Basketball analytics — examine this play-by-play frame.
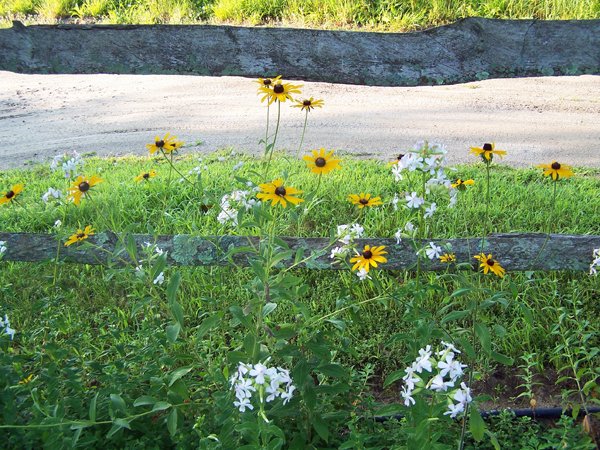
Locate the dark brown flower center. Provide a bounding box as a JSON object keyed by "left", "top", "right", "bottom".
{"left": 359, "top": 198, "right": 369, "bottom": 205}
{"left": 275, "top": 186, "right": 287, "bottom": 197}
{"left": 77, "top": 233, "right": 86, "bottom": 239}
{"left": 483, "top": 143, "right": 492, "bottom": 151}
{"left": 143, "top": 173, "right": 150, "bottom": 179}
{"left": 78, "top": 181, "right": 90, "bottom": 192}
{"left": 551, "top": 162, "right": 561, "bottom": 170}
{"left": 362, "top": 250, "right": 373, "bottom": 259}
{"left": 303, "top": 100, "right": 311, "bottom": 106}
{"left": 263, "top": 79, "right": 272, "bottom": 86}
{"left": 156, "top": 140, "right": 165, "bottom": 148}
{"left": 6, "top": 190, "right": 15, "bottom": 199}
{"left": 273, "top": 84, "right": 284, "bottom": 94}
{"left": 315, "top": 157, "right": 326, "bottom": 167}
{"left": 397, "top": 153, "right": 405, "bottom": 161}
{"left": 486, "top": 259, "right": 495, "bottom": 266}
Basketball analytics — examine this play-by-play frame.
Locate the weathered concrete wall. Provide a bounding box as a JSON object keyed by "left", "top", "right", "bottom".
{"left": 0, "top": 18, "right": 599, "bottom": 86}
{"left": 1, "top": 232, "right": 598, "bottom": 271}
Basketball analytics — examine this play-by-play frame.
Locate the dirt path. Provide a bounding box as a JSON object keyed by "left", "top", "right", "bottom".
{"left": 1, "top": 72, "right": 599, "bottom": 169}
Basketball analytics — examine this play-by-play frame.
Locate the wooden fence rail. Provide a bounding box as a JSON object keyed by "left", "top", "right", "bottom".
{"left": 1, "top": 18, "right": 599, "bottom": 86}
{"left": 1, "top": 232, "right": 598, "bottom": 271}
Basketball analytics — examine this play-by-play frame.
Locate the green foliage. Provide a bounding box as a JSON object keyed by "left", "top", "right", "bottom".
{"left": 1, "top": 0, "right": 598, "bottom": 27}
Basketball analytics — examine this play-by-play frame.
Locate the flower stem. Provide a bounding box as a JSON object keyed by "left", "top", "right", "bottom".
{"left": 263, "top": 101, "right": 281, "bottom": 180}
{"left": 295, "top": 110, "right": 309, "bottom": 159}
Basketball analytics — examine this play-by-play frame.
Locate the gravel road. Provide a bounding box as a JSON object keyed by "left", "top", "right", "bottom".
{"left": 1, "top": 72, "right": 599, "bottom": 169}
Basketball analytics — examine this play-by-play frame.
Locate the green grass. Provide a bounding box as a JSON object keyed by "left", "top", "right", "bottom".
{"left": 1, "top": 0, "right": 598, "bottom": 28}
{"left": 1, "top": 153, "right": 598, "bottom": 447}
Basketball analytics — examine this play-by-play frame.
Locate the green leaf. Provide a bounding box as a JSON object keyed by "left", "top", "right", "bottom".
{"left": 441, "top": 310, "right": 470, "bottom": 324}
{"left": 450, "top": 288, "right": 475, "bottom": 298}
{"left": 169, "top": 366, "right": 193, "bottom": 387}
{"left": 374, "top": 403, "right": 404, "bottom": 417}
{"left": 133, "top": 395, "right": 157, "bottom": 407}
{"left": 166, "top": 272, "right": 181, "bottom": 304}
{"left": 113, "top": 418, "right": 131, "bottom": 430}
{"left": 470, "top": 407, "right": 485, "bottom": 442}
{"left": 485, "top": 430, "right": 501, "bottom": 450}
{"left": 110, "top": 394, "right": 127, "bottom": 414}
{"left": 272, "top": 323, "right": 297, "bottom": 340}
{"left": 89, "top": 392, "right": 98, "bottom": 422}
{"left": 152, "top": 401, "right": 172, "bottom": 412}
{"left": 166, "top": 322, "right": 181, "bottom": 343}
{"left": 262, "top": 302, "right": 278, "bottom": 318}
{"left": 318, "top": 364, "right": 348, "bottom": 379}
{"left": 490, "top": 351, "right": 513, "bottom": 366}
{"left": 475, "top": 323, "right": 491, "bottom": 354}
{"left": 170, "top": 300, "right": 185, "bottom": 327}
{"left": 196, "top": 313, "right": 221, "bottom": 340}
{"left": 325, "top": 319, "right": 346, "bottom": 332}
{"left": 312, "top": 414, "right": 329, "bottom": 442}
{"left": 383, "top": 369, "right": 405, "bottom": 388}
{"left": 229, "top": 305, "right": 253, "bottom": 329}
{"left": 167, "top": 409, "right": 178, "bottom": 436}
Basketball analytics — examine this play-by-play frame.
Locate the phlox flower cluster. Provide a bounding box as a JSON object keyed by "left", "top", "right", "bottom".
{"left": 400, "top": 342, "right": 472, "bottom": 419}
{"left": 392, "top": 141, "right": 458, "bottom": 211}
{"left": 230, "top": 361, "right": 295, "bottom": 420}
{"left": 590, "top": 248, "right": 600, "bottom": 276}
{"left": 50, "top": 151, "right": 83, "bottom": 179}
{"left": 42, "top": 187, "right": 62, "bottom": 204}
{"left": 330, "top": 223, "right": 365, "bottom": 268}
{"left": 217, "top": 190, "right": 257, "bottom": 226}
{"left": 0, "top": 314, "right": 15, "bottom": 340}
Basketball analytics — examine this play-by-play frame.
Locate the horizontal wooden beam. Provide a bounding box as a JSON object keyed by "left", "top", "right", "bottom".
{"left": 1, "top": 19, "right": 599, "bottom": 86}
{"left": 1, "top": 232, "right": 598, "bottom": 271}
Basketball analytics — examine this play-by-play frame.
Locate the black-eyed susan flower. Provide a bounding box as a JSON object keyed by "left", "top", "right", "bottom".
{"left": 255, "top": 75, "right": 282, "bottom": 90}
{"left": 439, "top": 253, "right": 456, "bottom": 263}
{"left": 292, "top": 97, "right": 324, "bottom": 112}
{"left": 536, "top": 161, "right": 574, "bottom": 181}
{"left": 303, "top": 148, "right": 341, "bottom": 175}
{"left": 67, "top": 175, "right": 103, "bottom": 206}
{"left": 259, "top": 82, "right": 302, "bottom": 105}
{"left": 350, "top": 245, "right": 387, "bottom": 272}
{"left": 388, "top": 153, "right": 405, "bottom": 165}
{"left": 146, "top": 133, "right": 182, "bottom": 155}
{"left": 451, "top": 178, "right": 475, "bottom": 190}
{"left": 257, "top": 179, "right": 304, "bottom": 208}
{"left": 349, "top": 193, "right": 382, "bottom": 209}
{"left": 474, "top": 253, "right": 505, "bottom": 278}
{"left": 0, "top": 184, "right": 24, "bottom": 206}
{"left": 134, "top": 170, "right": 157, "bottom": 183}
{"left": 470, "top": 143, "right": 506, "bottom": 162}
{"left": 64, "top": 225, "right": 95, "bottom": 247}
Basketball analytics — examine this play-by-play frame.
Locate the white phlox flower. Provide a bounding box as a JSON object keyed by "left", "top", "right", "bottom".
{"left": 0, "top": 241, "right": 6, "bottom": 255}
{"left": 0, "top": 314, "right": 15, "bottom": 340}
{"left": 356, "top": 268, "right": 371, "bottom": 281}
{"left": 42, "top": 187, "right": 62, "bottom": 203}
{"left": 590, "top": 248, "right": 600, "bottom": 276}
{"left": 424, "top": 202, "right": 437, "bottom": 219}
{"left": 153, "top": 272, "right": 165, "bottom": 285}
{"left": 405, "top": 192, "right": 424, "bottom": 209}
{"left": 429, "top": 374, "right": 455, "bottom": 392}
{"left": 425, "top": 242, "right": 442, "bottom": 260}
{"left": 394, "top": 229, "right": 402, "bottom": 245}
{"left": 230, "top": 361, "right": 295, "bottom": 417}
{"left": 401, "top": 385, "right": 416, "bottom": 406}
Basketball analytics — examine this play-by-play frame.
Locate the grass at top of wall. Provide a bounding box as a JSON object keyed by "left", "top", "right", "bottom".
{"left": 1, "top": 0, "right": 598, "bottom": 29}
{"left": 1, "top": 151, "right": 599, "bottom": 240}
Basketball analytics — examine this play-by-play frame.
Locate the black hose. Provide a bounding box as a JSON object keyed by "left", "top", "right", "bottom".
{"left": 374, "top": 406, "right": 600, "bottom": 423}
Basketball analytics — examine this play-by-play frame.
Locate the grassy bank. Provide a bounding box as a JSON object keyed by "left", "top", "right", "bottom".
{"left": 1, "top": 0, "right": 598, "bottom": 29}
{"left": 1, "top": 151, "right": 598, "bottom": 448}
